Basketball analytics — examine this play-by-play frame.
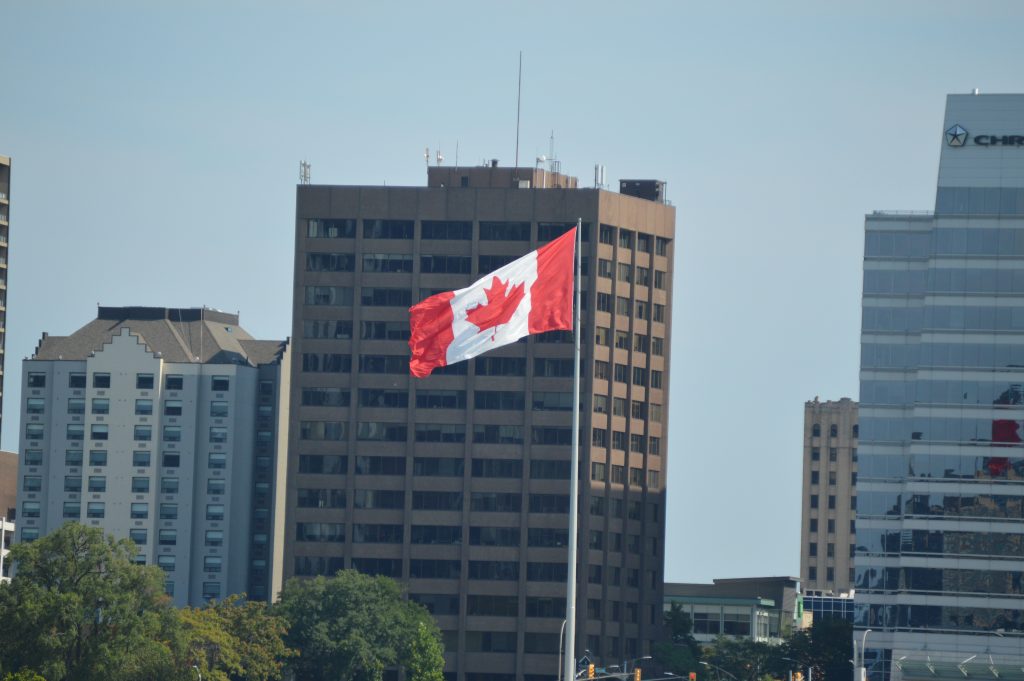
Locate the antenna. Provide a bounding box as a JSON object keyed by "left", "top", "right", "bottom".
{"left": 436, "top": 147, "right": 444, "bottom": 166}
{"left": 514, "top": 51, "right": 522, "bottom": 174}
{"left": 299, "top": 160, "right": 311, "bottom": 184}
{"left": 424, "top": 147, "right": 430, "bottom": 167}
{"left": 455, "top": 141, "right": 459, "bottom": 169}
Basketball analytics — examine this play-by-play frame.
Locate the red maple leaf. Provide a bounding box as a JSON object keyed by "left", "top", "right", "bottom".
{"left": 466, "top": 276, "right": 526, "bottom": 338}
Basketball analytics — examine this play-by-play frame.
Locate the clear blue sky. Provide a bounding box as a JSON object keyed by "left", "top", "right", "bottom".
{"left": 2, "top": 1, "right": 1022, "bottom": 583}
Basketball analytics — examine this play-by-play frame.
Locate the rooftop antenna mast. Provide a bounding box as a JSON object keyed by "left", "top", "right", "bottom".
{"left": 514, "top": 51, "right": 522, "bottom": 176}
{"left": 299, "top": 160, "right": 311, "bottom": 184}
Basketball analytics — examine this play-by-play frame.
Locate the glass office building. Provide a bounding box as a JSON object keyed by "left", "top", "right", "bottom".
{"left": 857, "top": 94, "right": 1024, "bottom": 681}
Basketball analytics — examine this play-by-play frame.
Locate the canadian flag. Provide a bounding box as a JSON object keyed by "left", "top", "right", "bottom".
{"left": 408, "top": 226, "right": 576, "bottom": 378}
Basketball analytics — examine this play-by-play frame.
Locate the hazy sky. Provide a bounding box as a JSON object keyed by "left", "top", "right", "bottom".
{"left": 2, "top": 1, "right": 1023, "bottom": 583}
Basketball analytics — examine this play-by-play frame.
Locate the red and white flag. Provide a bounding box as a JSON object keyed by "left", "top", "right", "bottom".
{"left": 408, "top": 227, "right": 576, "bottom": 378}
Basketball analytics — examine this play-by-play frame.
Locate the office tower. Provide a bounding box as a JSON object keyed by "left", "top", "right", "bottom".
{"left": 17, "top": 307, "right": 290, "bottom": 606}
{"left": 0, "top": 155, "right": 9, "bottom": 439}
{"left": 857, "top": 93, "right": 1024, "bottom": 680}
{"left": 800, "top": 398, "right": 858, "bottom": 595}
{"left": 288, "top": 164, "right": 674, "bottom": 680}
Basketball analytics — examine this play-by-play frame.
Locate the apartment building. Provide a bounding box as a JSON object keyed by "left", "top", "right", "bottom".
{"left": 17, "top": 307, "right": 290, "bottom": 606}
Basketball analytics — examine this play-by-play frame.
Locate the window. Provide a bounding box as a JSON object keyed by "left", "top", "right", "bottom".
{"left": 209, "top": 453, "right": 226, "bottom": 469}
{"left": 654, "top": 270, "right": 667, "bottom": 290}
{"left": 612, "top": 431, "right": 627, "bottom": 450}
{"left": 89, "top": 449, "right": 108, "bottom": 466}
{"left": 471, "top": 458, "right": 522, "bottom": 478}
{"left": 130, "top": 503, "right": 149, "bottom": 519}
{"left": 130, "top": 529, "right": 147, "bottom": 546}
{"left": 420, "top": 254, "right": 471, "bottom": 274}
{"left": 64, "top": 475, "right": 82, "bottom": 492}
{"left": 131, "top": 476, "right": 150, "bottom": 493}
{"left": 27, "top": 372, "right": 47, "bottom": 388}
{"left": 157, "top": 555, "right": 175, "bottom": 572}
{"left": 636, "top": 266, "right": 651, "bottom": 287}
{"left": 23, "top": 475, "right": 41, "bottom": 492}
{"left": 812, "top": 424, "right": 821, "bottom": 437}
{"left": 205, "top": 530, "right": 224, "bottom": 546}
{"left": 25, "top": 423, "right": 44, "bottom": 440}
{"left": 656, "top": 236, "right": 670, "bottom": 256}
{"left": 162, "top": 452, "right": 180, "bottom": 468}
{"left": 616, "top": 296, "right": 632, "bottom": 316}
{"left": 810, "top": 495, "right": 819, "bottom": 509}
{"left": 531, "top": 460, "right": 570, "bottom": 480}
{"left": 653, "top": 303, "right": 665, "bottom": 322}
{"left": 86, "top": 502, "right": 105, "bottom": 519}
{"left": 67, "top": 398, "right": 85, "bottom": 414}
{"left": 355, "top": 455, "right": 406, "bottom": 475}
{"left": 26, "top": 397, "right": 45, "bottom": 414}
{"left": 206, "top": 504, "right": 225, "bottom": 521}
{"left": 132, "top": 399, "right": 153, "bottom": 416}
{"left": 204, "top": 556, "right": 223, "bottom": 573}
{"left": 161, "top": 478, "right": 180, "bottom": 494}
{"left": 597, "top": 292, "right": 612, "bottom": 312}
{"left": 209, "top": 427, "right": 228, "bottom": 443}
{"left": 474, "top": 390, "right": 525, "bottom": 410}
{"left": 92, "top": 398, "right": 109, "bottom": 415}
{"left": 614, "top": 364, "right": 628, "bottom": 383}
{"left": 163, "top": 426, "right": 181, "bottom": 442}
{"left": 68, "top": 372, "right": 86, "bottom": 388}
{"left": 93, "top": 373, "right": 110, "bottom": 389}
{"left": 591, "top": 462, "right": 607, "bottom": 481}
{"left": 134, "top": 425, "right": 152, "bottom": 442}
{"left": 160, "top": 503, "right": 178, "bottom": 520}
{"left": 136, "top": 373, "right": 154, "bottom": 390}
{"left": 165, "top": 374, "right": 183, "bottom": 390}
{"left": 593, "top": 395, "right": 608, "bottom": 414}
{"left": 24, "top": 449, "right": 43, "bottom": 466}
{"left": 307, "top": 217, "right": 356, "bottom": 238}
{"left": 422, "top": 220, "right": 472, "bottom": 240}
{"left": 471, "top": 526, "right": 521, "bottom": 546}
{"left": 207, "top": 478, "right": 225, "bottom": 495}
{"left": 362, "top": 253, "right": 413, "bottom": 273}
{"left": 65, "top": 449, "right": 83, "bottom": 466}
{"left": 470, "top": 492, "right": 521, "bottom": 513}
{"left": 617, "top": 263, "right": 633, "bottom": 282}
{"left": 829, "top": 447, "right": 838, "bottom": 462}
{"left": 830, "top": 424, "right": 838, "bottom": 437}
{"left": 306, "top": 252, "right": 355, "bottom": 272}
{"left": 355, "top": 422, "right": 405, "bottom": 442}
{"left": 363, "top": 218, "right": 413, "bottom": 239}
{"left": 412, "top": 457, "right": 463, "bottom": 476}
{"left": 594, "top": 360, "right": 610, "bottom": 380}
{"left": 479, "top": 221, "right": 530, "bottom": 241}
{"left": 88, "top": 476, "right": 106, "bottom": 493}
{"left": 360, "top": 287, "right": 412, "bottom": 307}
{"left": 211, "top": 376, "right": 230, "bottom": 392}
{"left": 592, "top": 428, "right": 607, "bottom": 447}
{"left": 209, "top": 401, "right": 229, "bottom": 418}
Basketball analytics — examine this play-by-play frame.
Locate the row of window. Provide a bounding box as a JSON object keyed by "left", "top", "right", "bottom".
{"left": 27, "top": 373, "right": 229, "bottom": 392}
{"left": 808, "top": 494, "right": 855, "bottom": 511}
{"left": 810, "top": 446, "right": 857, "bottom": 463}
{"left": 31, "top": 474, "right": 226, "bottom": 495}
{"left": 590, "top": 462, "right": 661, "bottom": 487}
{"left": 595, "top": 293, "right": 666, "bottom": 322}
{"left": 23, "top": 501, "right": 225, "bottom": 521}
{"left": 810, "top": 470, "right": 856, "bottom": 487}
{"left": 24, "top": 448, "right": 233, "bottom": 470}
{"left": 591, "top": 429, "right": 663, "bottom": 455}
{"left": 593, "top": 396, "right": 663, "bottom": 422}
{"left": 811, "top": 423, "right": 858, "bottom": 438}
{"left": 807, "top": 518, "right": 856, "bottom": 534}
{"left": 28, "top": 423, "right": 231, "bottom": 443}
{"left": 807, "top": 541, "right": 856, "bottom": 558}
{"left": 598, "top": 224, "right": 671, "bottom": 256}
{"left": 27, "top": 397, "right": 230, "bottom": 417}
{"left": 596, "top": 260, "right": 668, "bottom": 289}
{"left": 594, "top": 328, "right": 665, "bottom": 356}
{"left": 593, "top": 361, "right": 664, "bottom": 388}
{"left": 300, "top": 421, "right": 576, "bottom": 445}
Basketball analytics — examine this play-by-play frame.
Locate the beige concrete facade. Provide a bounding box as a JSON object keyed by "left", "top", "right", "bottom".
{"left": 0, "top": 449, "right": 16, "bottom": 518}
{"left": 800, "top": 398, "right": 858, "bottom": 594}
{"left": 287, "top": 166, "right": 675, "bottom": 680}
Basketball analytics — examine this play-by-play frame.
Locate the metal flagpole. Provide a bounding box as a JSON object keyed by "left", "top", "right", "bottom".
{"left": 563, "top": 218, "right": 583, "bottom": 681}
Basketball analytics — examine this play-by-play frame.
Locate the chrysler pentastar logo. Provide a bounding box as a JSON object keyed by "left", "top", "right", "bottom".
{"left": 946, "top": 124, "right": 968, "bottom": 147}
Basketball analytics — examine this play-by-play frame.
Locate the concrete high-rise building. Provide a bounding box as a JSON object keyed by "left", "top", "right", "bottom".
{"left": 800, "top": 398, "right": 858, "bottom": 595}
{"left": 16, "top": 307, "right": 290, "bottom": 606}
{"left": 0, "top": 449, "right": 14, "bottom": 583}
{"left": 857, "top": 94, "right": 1024, "bottom": 680}
{"left": 287, "top": 165, "right": 674, "bottom": 680}
{"left": 0, "top": 155, "right": 10, "bottom": 439}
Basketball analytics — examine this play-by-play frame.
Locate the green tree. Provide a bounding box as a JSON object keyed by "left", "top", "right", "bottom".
{"left": 783, "top": 619, "right": 852, "bottom": 681}
{"left": 275, "top": 570, "right": 446, "bottom": 681}
{"left": 0, "top": 522, "right": 179, "bottom": 681}
{"left": 705, "top": 636, "right": 779, "bottom": 681}
{"left": 653, "top": 603, "right": 702, "bottom": 674}
{"left": 177, "top": 595, "right": 293, "bottom": 681}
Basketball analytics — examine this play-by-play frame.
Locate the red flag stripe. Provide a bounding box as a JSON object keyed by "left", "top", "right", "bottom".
{"left": 408, "top": 291, "right": 455, "bottom": 378}
{"left": 528, "top": 227, "right": 576, "bottom": 334}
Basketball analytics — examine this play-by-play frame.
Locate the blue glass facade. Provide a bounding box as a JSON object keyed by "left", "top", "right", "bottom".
{"left": 857, "top": 94, "right": 1024, "bottom": 680}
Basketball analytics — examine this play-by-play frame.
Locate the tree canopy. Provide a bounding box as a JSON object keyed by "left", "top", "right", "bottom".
{"left": 275, "top": 569, "right": 445, "bottom": 681}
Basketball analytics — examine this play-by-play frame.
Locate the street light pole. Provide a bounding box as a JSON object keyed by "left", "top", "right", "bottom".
{"left": 558, "top": 619, "right": 567, "bottom": 681}
{"left": 701, "top": 661, "right": 739, "bottom": 681}
{"left": 855, "top": 629, "right": 872, "bottom": 681}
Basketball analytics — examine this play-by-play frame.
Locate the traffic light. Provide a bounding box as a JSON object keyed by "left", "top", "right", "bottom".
{"left": 588, "top": 664, "right": 595, "bottom": 679}
{"left": 689, "top": 673, "right": 697, "bottom": 681}
{"left": 795, "top": 672, "right": 804, "bottom": 681}
{"left": 634, "top": 667, "right": 642, "bottom": 681}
